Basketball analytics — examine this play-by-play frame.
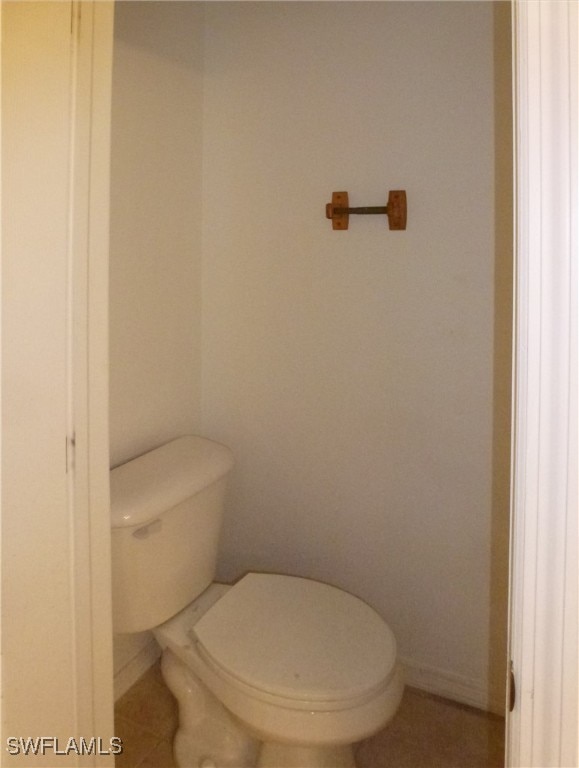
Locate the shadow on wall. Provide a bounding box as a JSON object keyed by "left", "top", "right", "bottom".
{"left": 488, "top": 1, "right": 513, "bottom": 715}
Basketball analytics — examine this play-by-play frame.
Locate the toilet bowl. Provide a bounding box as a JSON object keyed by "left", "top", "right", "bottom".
{"left": 111, "top": 437, "right": 403, "bottom": 768}
{"left": 154, "top": 575, "right": 404, "bottom": 767}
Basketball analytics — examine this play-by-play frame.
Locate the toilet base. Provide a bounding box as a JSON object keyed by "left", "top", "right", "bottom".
{"left": 161, "top": 649, "right": 260, "bottom": 768}
{"left": 161, "top": 649, "right": 360, "bottom": 768}
{"left": 257, "top": 742, "right": 355, "bottom": 768}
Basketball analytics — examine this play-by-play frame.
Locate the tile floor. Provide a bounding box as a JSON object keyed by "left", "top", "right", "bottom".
{"left": 114, "top": 662, "right": 505, "bottom": 768}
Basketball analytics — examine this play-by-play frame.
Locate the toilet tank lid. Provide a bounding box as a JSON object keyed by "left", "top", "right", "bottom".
{"left": 110, "top": 436, "right": 234, "bottom": 529}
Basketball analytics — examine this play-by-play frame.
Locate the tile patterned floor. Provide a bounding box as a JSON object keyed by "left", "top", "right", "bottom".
{"left": 114, "top": 662, "right": 504, "bottom": 768}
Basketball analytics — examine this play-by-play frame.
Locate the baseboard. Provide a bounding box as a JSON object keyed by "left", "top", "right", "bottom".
{"left": 111, "top": 641, "right": 505, "bottom": 713}
{"left": 401, "top": 657, "right": 505, "bottom": 716}
{"left": 113, "top": 637, "right": 161, "bottom": 701}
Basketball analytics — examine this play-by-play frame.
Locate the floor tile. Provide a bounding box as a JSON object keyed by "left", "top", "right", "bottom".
{"left": 356, "top": 688, "right": 504, "bottom": 768}
{"left": 116, "top": 662, "right": 178, "bottom": 741}
{"left": 115, "top": 665, "right": 505, "bottom": 768}
{"left": 114, "top": 715, "right": 162, "bottom": 768}
{"left": 138, "top": 738, "right": 177, "bottom": 768}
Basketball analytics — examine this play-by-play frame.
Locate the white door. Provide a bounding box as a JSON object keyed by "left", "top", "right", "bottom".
{"left": 1, "top": 2, "right": 114, "bottom": 764}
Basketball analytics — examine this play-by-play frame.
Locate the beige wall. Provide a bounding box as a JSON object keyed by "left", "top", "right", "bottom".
{"left": 109, "top": 1, "right": 204, "bottom": 684}
{"left": 201, "top": 2, "right": 509, "bottom": 710}
{"left": 109, "top": 1, "right": 204, "bottom": 468}
{"left": 489, "top": 0, "right": 513, "bottom": 715}
{"left": 109, "top": 1, "right": 511, "bottom": 711}
{"left": 2, "top": 1, "right": 116, "bottom": 753}
{"left": 2, "top": 4, "right": 78, "bottom": 748}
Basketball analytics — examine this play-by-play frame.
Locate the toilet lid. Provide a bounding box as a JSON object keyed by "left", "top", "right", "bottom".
{"left": 193, "top": 573, "right": 397, "bottom": 704}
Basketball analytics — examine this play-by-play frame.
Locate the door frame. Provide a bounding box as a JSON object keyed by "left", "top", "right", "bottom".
{"left": 507, "top": 1, "right": 577, "bottom": 766}
{"left": 69, "top": 1, "right": 116, "bottom": 748}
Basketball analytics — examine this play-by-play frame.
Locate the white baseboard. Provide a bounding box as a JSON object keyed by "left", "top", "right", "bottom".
{"left": 401, "top": 657, "right": 505, "bottom": 716}
{"left": 111, "top": 641, "right": 505, "bottom": 714}
{"left": 113, "top": 636, "right": 161, "bottom": 701}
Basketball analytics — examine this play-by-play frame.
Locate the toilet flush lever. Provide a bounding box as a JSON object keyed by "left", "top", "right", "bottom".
{"left": 132, "top": 519, "right": 162, "bottom": 539}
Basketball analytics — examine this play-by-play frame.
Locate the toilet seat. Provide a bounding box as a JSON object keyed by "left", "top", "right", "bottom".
{"left": 192, "top": 573, "right": 397, "bottom": 708}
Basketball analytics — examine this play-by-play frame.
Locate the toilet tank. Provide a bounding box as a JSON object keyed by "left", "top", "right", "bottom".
{"left": 110, "top": 436, "right": 234, "bottom": 634}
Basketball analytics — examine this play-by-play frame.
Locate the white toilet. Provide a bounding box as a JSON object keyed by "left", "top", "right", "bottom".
{"left": 111, "top": 436, "right": 404, "bottom": 768}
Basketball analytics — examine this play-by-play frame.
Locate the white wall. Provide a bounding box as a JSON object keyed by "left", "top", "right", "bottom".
{"left": 109, "top": 1, "right": 204, "bottom": 687}
{"left": 201, "top": 2, "right": 509, "bottom": 711}
{"left": 109, "top": 1, "right": 204, "bottom": 469}
{"left": 108, "top": 0, "right": 510, "bottom": 711}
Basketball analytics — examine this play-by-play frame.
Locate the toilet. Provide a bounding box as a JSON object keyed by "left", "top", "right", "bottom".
{"left": 111, "top": 436, "right": 404, "bottom": 768}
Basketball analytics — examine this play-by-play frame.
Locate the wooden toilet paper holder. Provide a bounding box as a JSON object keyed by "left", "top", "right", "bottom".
{"left": 325, "top": 190, "right": 407, "bottom": 231}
